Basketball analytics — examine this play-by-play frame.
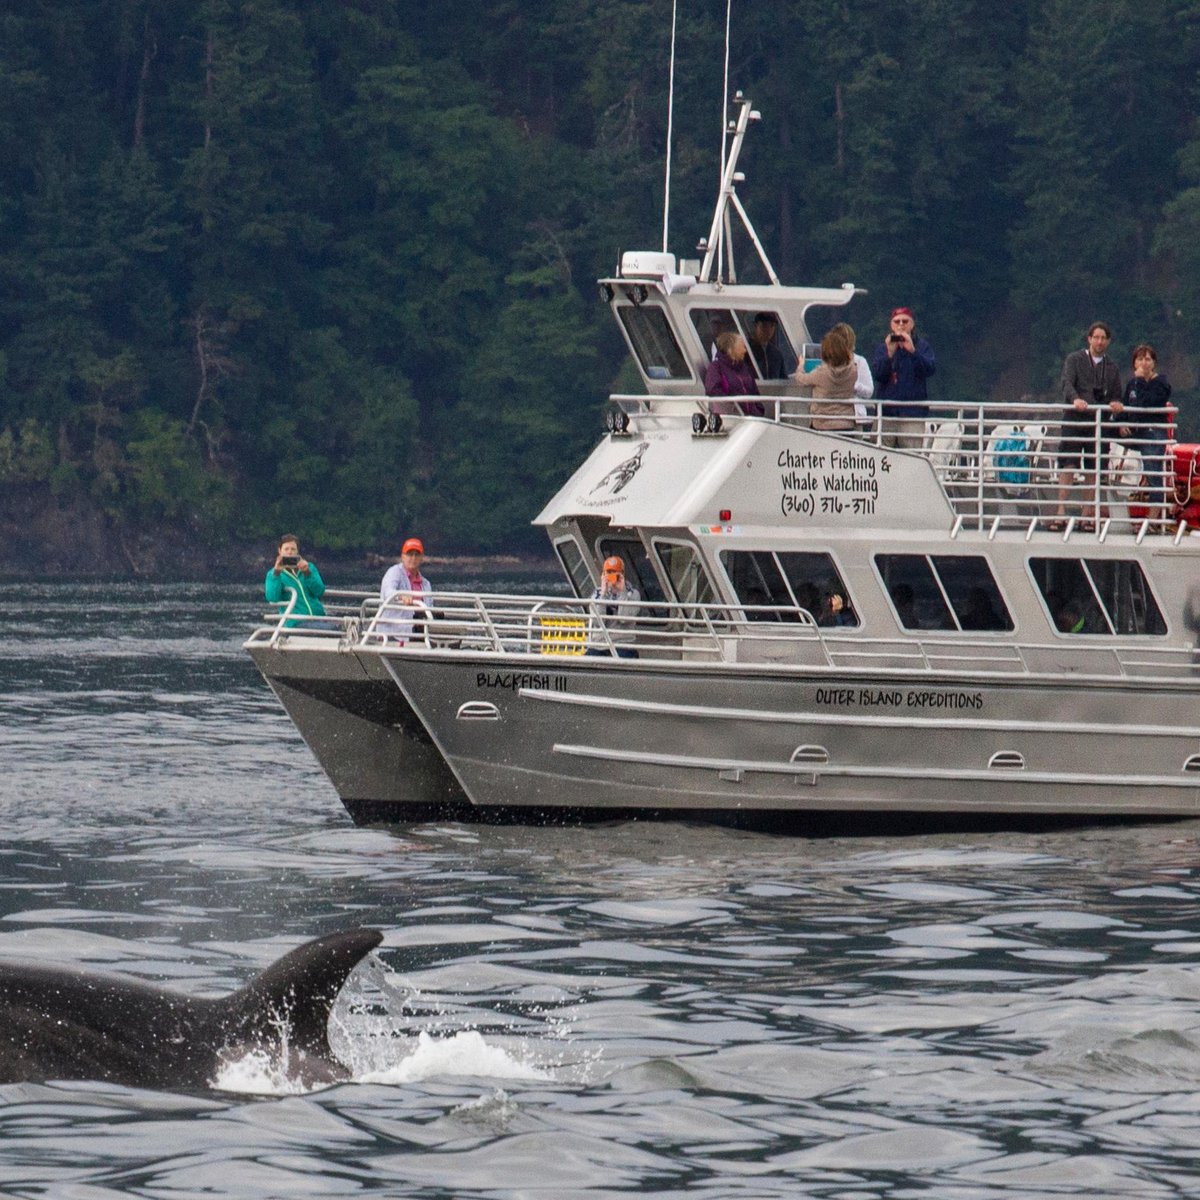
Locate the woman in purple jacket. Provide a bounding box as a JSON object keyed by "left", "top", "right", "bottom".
{"left": 704, "top": 332, "right": 765, "bottom": 416}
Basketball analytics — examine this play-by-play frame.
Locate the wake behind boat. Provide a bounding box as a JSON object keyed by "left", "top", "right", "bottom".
{"left": 246, "top": 95, "right": 1200, "bottom": 826}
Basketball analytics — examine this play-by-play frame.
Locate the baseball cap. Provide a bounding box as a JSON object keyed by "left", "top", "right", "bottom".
{"left": 402, "top": 537, "right": 424, "bottom": 554}
{"left": 602, "top": 555, "right": 624, "bottom": 575}
{"left": 890, "top": 306, "right": 914, "bottom": 320}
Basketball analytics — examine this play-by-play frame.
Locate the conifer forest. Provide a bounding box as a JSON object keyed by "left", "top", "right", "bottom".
{"left": 2, "top": 1, "right": 1200, "bottom": 562}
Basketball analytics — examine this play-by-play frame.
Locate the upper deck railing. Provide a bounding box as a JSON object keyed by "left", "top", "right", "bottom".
{"left": 611, "top": 393, "right": 1183, "bottom": 535}
{"left": 247, "top": 588, "right": 1200, "bottom": 682}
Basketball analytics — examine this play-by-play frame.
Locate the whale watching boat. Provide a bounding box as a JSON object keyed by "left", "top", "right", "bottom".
{"left": 246, "top": 94, "right": 1199, "bottom": 826}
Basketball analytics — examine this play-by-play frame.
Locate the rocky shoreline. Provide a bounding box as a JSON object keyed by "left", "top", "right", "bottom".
{"left": 0, "top": 489, "right": 557, "bottom": 581}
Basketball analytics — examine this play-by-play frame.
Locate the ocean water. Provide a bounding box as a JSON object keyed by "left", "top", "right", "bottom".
{"left": 2, "top": 582, "right": 1200, "bottom": 1197}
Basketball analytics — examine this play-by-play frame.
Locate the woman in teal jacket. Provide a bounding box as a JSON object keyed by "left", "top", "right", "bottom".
{"left": 264, "top": 534, "right": 327, "bottom": 628}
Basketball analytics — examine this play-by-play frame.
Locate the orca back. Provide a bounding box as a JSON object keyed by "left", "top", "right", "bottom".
{"left": 0, "top": 927, "right": 383, "bottom": 1090}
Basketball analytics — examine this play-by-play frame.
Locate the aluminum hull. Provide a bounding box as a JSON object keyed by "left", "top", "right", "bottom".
{"left": 246, "top": 642, "right": 468, "bottom": 815}
{"left": 381, "top": 652, "right": 1200, "bottom": 818}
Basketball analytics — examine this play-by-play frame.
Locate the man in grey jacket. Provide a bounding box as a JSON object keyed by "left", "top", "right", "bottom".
{"left": 1053, "top": 321, "right": 1123, "bottom": 527}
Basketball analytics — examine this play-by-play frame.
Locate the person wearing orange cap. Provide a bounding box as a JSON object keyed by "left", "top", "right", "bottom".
{"left": 378, "top": 537, "right": 434, "bottom": 644}
{"left": 869, "top": 306, "right": 936, "bottom": 449}
{"left": 587, "top": 555, "right": 640, "bottom": 658}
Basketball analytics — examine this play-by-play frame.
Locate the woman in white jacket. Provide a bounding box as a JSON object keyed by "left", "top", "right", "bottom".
{"left": 378, "top": 537, "right": 434, "bottom": 644}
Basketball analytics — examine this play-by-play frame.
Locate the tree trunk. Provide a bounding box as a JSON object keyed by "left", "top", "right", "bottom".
{"left": 132, "top": 11, "right": 156, "bottom": 150}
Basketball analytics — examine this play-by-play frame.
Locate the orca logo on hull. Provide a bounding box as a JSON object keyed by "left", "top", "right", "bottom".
{"left": 590, "top": 443, "right": 647, "bottom": 496}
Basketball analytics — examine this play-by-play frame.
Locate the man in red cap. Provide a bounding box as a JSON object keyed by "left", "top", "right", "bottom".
{"left": 587, "top": 555, "right": 641, "bottom": 658}
{"left": 378, "top": 537, "right": 434, "bottom": 643}
{"left": 869, "top": 306, "right": 936, "bottom": 449}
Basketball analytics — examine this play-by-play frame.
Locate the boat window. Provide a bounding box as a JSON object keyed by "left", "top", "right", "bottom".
{"left": 656, "top": 541, "right": 719, "bottom": 608}
{"left": 875, "top": 554, "right": 954, "bottom": 630}
{"left": 742, "top": 310, "right": 798, "bottom": 378}
{"left": 688, "top": 308, "right": 799, "bottom": 381}
{"left": 616, "top": 305, "right": 691, "bottom": 381}
{"left": 554, "top": 537, "right": 593, "bottom": 598}
{"left": 719, "top": 549, "right": 795, "bottom": 621}
{"left": 717, "top": 549, "right": 857, "bottom": 627}
{"left": 876, "top": 554, "right": 1013, "bottom": 632}
{"left": 690, "top": 307, "right": 739, "bottom": 362}
{"left": 777, "top": 551, "right": 858, "bottom": 626}
{"left": 597, "top": 537, "right": 666, "bottom": 603}
{"left": 1029, "top": 558, "right": 1166, "bottom": 636}
{"left": 1085, "top": 559, "right": 1168, "bottom": 635}
{"left": 929, "top": 556, "right": 1014, "bottom": 632}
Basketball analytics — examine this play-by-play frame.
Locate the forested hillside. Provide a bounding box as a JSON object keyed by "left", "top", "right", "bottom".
{"left": 2, "top": 0, "right": 1199, "bottom": 563}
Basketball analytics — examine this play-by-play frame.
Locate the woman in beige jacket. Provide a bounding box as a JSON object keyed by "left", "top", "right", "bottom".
{"left": 794, "top": 326, "right": 858, "bottom": 431}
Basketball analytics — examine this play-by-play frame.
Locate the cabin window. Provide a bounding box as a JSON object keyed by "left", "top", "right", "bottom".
{"left": 876, "top": 555, "right": 952, "bottom": 630}
{"left": 1029, "top": 558, "right": 1166, "bottom": 636}
{"left": 720, "top": 549, "right": 858, "bottom": 627}
{"left": 741, "top": 310, "right": 797, "bottom": 378}
{"left": 930, "top": 556, "right": 1014, "bottom": 631}
{"left": 689, "top": 308, "right": 798, "bottom": 379}
{"left": 690, "top": 308, "right": 739, "bottom": 362}
{"left": 616, "top": 305, "right": 691, "bottom": 381}
{"left": 597, "top": 537, "right": 666, "bottom": 603}
{"left": 655, "top": 541, "right": 719, "bottom": 608}
{"left": 554, "top": 537, "right": 593, "bottom": 598}
{"left": 875, "top": 554, "right": 1013, "bottom": 632}
{"left": 719, "top": 549, "right": 795, "bottom": 621}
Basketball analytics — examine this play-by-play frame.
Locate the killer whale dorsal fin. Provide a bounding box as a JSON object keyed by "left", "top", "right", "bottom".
{"left": 224, "top": 927, "right": 383, "bottom": 1059}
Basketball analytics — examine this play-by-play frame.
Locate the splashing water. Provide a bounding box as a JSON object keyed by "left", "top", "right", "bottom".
{"left": 360, "top": 1030, "right": 549, "bottom": 1085}
{"left": 212, "top": 955, "right": 555, "bottom": 1095}
{"left": 213, "top": 1047, "right": 313, "bottom": 1096}
{"left": 213, "top": 1030, "right": 547, "bottom": 1095}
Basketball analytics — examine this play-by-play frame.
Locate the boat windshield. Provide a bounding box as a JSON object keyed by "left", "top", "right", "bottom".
{"left": 554, "top": 537, "right": 593, "bottom": 597}
{"left": 616, "top": 305, "right": 692, "bottom": 381}
{"left": 688, "top": 307, "right": 798, "bottom": 378}
{"left": 597, "top": 537, "right": 665, "bottom": 602}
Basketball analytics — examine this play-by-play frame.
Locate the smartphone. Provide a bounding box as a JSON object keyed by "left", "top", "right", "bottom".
{"left": 279, "top": 555, "right": 299, "bottom": 567}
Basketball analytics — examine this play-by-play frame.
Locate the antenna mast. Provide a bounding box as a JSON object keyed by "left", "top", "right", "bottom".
{"left": 716, "top": 0, "right": 732, "bottom": 275}
{"left": 661, "top": 0, "right": 678, "bottom": 253}
{"left": 698, "top": 94, "right": 781, "bottom": 287}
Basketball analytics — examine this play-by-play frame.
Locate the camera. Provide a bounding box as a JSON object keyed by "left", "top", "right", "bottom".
{"left": 889, "top": 334, "right": 904, "bottom": 344}
{"left": 280, "top": 555, "right": 299, "bottom": 567}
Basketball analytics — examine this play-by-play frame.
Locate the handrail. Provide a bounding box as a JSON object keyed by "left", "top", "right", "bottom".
{"left": 248, "top": 588, "right": 1200, "bottom": 682}
{"left": 608, "top": 394, "right": 1180, "bottom": 535}
{"left": 267, "top": 590, "right": 299, "bottom": 646}
{"left": 248, "top": 587, "right": 376, "bottom": 647}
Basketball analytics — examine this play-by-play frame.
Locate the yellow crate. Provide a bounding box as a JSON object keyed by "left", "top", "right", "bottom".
{"left": 538, "top": 616, "right": 587, "bottom": 656}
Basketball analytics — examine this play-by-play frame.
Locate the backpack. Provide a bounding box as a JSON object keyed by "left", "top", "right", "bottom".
{"left": 995, "top": 435, "right": 1029, "bottom": 486}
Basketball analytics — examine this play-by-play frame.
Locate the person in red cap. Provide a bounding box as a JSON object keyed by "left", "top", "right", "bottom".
{"left": 378, "top": 537, "right": 433, "bottom": 643}
{"left": 587, "top": 555, "right": 641, "bottom": 658}
{"left": 869, "top": 306, "right": 936, "bottom": 449}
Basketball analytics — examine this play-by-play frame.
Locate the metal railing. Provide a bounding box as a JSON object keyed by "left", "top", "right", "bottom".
{"left": 611, "top": 393, "right": 1181, "bottom": 534}
{"left": 247, "top": 589, "right": 1200, "bottom": 681}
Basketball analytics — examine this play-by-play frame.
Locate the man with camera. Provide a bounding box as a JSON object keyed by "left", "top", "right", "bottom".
{"left": 264, "top": 534, "right": 328, "bottom": 628}
{"left": 1052, "top": 321, "right": 1123, "bottom": 528}
{"left": 586, "top": 555, "right": 641, "bottom": 658}
{"left": 870, "top": 307, "right": 936, "bottom": 449}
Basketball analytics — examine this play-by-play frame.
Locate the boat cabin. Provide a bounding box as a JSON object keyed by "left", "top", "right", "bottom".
{"left": 599, "top": 251, "right": 859, "bottom": 397}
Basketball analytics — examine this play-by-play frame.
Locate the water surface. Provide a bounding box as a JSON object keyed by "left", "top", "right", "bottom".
{"left": 1, "top": 583, "right": 1200, "bottom": 1196}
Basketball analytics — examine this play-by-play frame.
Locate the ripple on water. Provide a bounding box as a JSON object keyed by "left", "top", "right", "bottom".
{"left": 2, "top": 587, "right": 1200, "bottom": 1196}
